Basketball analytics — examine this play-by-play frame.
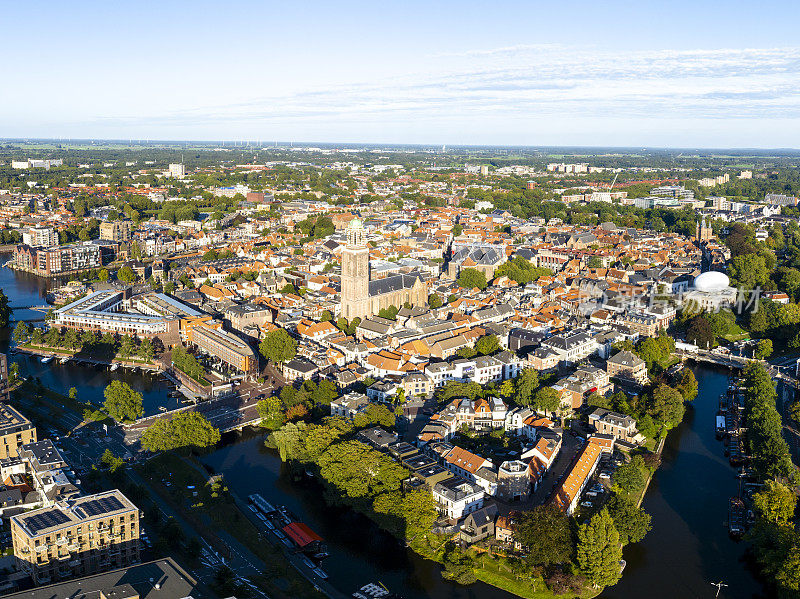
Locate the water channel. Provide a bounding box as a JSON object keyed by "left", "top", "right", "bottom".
{"left": 0, "top": 267, "right": 767, "bottom": 598}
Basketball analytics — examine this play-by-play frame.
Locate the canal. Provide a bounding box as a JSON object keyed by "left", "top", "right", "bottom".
{"left": 0, "top": 267, "right": 176, "bottom": 416}
{"left": 0, "top": 267, "right": 768, "bottom": 598}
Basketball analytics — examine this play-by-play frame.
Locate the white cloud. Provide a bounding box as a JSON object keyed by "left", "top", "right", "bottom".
{"left": 71, "top": 44, "right": 800, "bottom": 144}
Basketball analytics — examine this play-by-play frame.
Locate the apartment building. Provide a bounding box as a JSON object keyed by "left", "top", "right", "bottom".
{"left": 11, "top": 490, "right": 141, "bottom": 586}
{"left": 589, "top": 408, "right": 640, "bottom": 444}
{"left": 22, "top": 227, "right": 58, "bottom": 248}
{"left": 53, "top": 291, "right": 177, "bottom": 339}
{"left": 330, "top": 392, "right": 370, "bottom": 419}
{"left": 539, "top": 330, "right": 598, "bottom": 365}
{"left": 99, "top": 220, "right": 132, "bottom": 242}
{"left": 186, "top": 322, "right": 257, "bottom": 373}
{"left": 552, "top": 436, "right": 614, "bottom": 515}
{"left": 168, "top": 163, "right": 186, "bottom": 178}
{"left": 13, "top": 242, "right": 102, "bottom": 277}
{"left": 552, "top": 365, "right": 612, "bottom": 410}
{"left": 0, "top": 404, "right": 37, "bottom": 459}
{"left": 432, "top": 478, "right": 485, "bottom": 519}
{"left": 606, "top": 350, "right": 648, "bottom": 384}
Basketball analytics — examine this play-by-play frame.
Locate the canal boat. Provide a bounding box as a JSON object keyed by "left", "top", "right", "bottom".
{"left": 40, "top": 356, "right": 54, "bottom": 364}
{"left": 110, "top": 364, "right": 120, "bottom": 371}
{"left": 248, "top": 493, "right": 278, "bottom": 516}
{"left": 729, "top": 497, "right": 746, "bottom": 538}
{"left": 715, "top": 414, "right": 726, "bottom": 439}
{"left": 728, "top": 434, "right": 745, "bottom": 466}
{"left": 718, "top": 393, "right": 728, "bottom": 413}
{"left": 353, "top": 582, "right": 399, "bottom": 599}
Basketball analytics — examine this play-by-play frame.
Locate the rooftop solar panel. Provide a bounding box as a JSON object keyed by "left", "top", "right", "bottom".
{"left": 25, "top": 510, "right": 70, "bottom": 534}
{"left": 78, "top": 496, "right": 125, "bottom": 517}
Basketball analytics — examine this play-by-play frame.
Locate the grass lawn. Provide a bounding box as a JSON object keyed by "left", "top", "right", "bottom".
{"left": 720, "top": 332, "right": 750, "bottom": 343}
{"left": 473, "top": 555, "right": 600, "bottom": 599}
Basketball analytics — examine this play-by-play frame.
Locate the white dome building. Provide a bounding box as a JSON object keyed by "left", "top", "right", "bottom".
{"left": 684, "top": 271, "right": 737, "bottom": 311}
{"left": 693, "top": 271, "right": 730, "bottom": 292}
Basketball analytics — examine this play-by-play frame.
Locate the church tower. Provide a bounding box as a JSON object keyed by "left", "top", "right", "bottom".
{"left": 340, "top": 218, "right": 370, "bottom": 321}
{"left": 696, "top": 216, "right": 713, "bottom": 244}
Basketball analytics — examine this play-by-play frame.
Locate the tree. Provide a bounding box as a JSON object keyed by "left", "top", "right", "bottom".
{"left": 514, "top": 369, "right": 539, "bottom": 406}
{"left": 138, "top": 338, "right": 155, "bottom": 362}
{"left": 476, "top": 334, "right": 499, "bottom": 355}
{"left": 514, "top": 506, "right": 573, "bottom": 566}
{"left": 455, "top": 346, "right": 477, "bottom": 359}
{"left": 268, "top": 421, "right": 309, "bottom": 462}
{"left": 606, "top": 494, "right": 651, "bottom": 545}
{"left": 428, "top": 293, "right": 443, "bottom": 309}
{"left": 587, "top": 256, "right": 603, "bottom": 268}
{"left": 499, "top": 379, "right": 515, "bottom": 399}
{"left": 100, "top": 449, "right": 125, "bottom": 473}
{"left": 534, "top": 387, "right": 561, "bottom": 414}
{"left": 163, "top": 281, "right": 175, "bottom": 294}
{"left": 753, "top": 480, "right": 797, "bottom": 526}
{"left": 257, "top": 397, "right": 285, "bottom": 430}
{"left": 103, "top": 381, "right": 144, "bottom": 423}
{"left": 171, "top": 346, "right": 205, "bottom": 381}
{"left": 0, "top": 290, "right": 12, "bottom": 328}
{"left": 577, "top": 508, "right": 623, "bottom": 588}
{"left": 649, "top": 384, "right": 685, "bottom": 428}
{"left": 68, "top": 387, "right": 78, "bottom": 401}
{"left": 676, "top": 369, "right": 698, "bottom": 401}
{"left": 98, "top": 268, "right": 109, "bottom": 282}
{"left": 452, "top": 224, "right": 463, "bottom": 237}
{"left": 754, "top": 339, "right": 773, "bottom": 360}
{"left": 117, "top": 265, "right": 135, "bottom": 284}
{"left": 30, "top": 328, "right": 44, "bottom": 346}
{"left": 457, "top": 268, "right": 487, "bottom": 290}
{"left": 728, "top": 253, "right": 770, "bottom": 290}
{"left": 613, "top": 455, "right": 648, "bottom": 498}
{"left": 140, "top": 412, "right": 221, "bottom": 452}
{"left": 13, "top": 321, "right": 31, "bottom": 344}
{"left": 259, "top": 329, "right": 297, "bottom": 364}
{"left": 352, "top": 404, "right": 396, "bottom": 429}
{"left": 311, "top": 379, "right": 338, "bottom": 406}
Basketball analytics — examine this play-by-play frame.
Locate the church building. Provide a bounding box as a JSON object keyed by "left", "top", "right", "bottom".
{"left": 340, "top": 219, "right": 428, "bottom": 321}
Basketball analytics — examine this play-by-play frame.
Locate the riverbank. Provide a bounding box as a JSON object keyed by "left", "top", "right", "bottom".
{"left": 15, "top": 344, "right": 161, "bottom": 371}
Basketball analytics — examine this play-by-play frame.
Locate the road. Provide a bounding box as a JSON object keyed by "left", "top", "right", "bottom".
{"left": 126, "top": 467, "right": 272, "bottom": 598}
{"left": 177, "top": 459, "right": 346, "bottom": 599}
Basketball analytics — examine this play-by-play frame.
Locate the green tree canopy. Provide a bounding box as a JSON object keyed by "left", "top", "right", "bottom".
{"left": 534, "top": 387, "right": 561, "bottom": 414}
{"left": 476, "top": 334, "right": 500, "bottom": 355}
{"left": 514, "top": 505, "right": 573, "bottom": 567}
{"left": 577, "top": 508, "right": 624, "bottom": 589}
{"left": 753, "top": 480, "right": 797, "bottom": 527}
{"left": 103, "top": 381, "right": 144, "bottom": 423}
{"left": 606, "top": 494, "right": 651, "bottom": 545}
{"left": 259, "top": 328, "right": 297, "bottom": 364}
{"left": 117, "top": 265, "right": 135, "bottom": 284}
{"left": 457, "top": 268, "right": 487, "bottom": 290}
{"left": 140, "top": 412, "right": 221, "bottom": 452}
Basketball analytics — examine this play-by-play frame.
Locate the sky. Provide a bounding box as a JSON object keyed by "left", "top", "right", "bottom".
{"left": 3, "top": 0, "right": 800, "bottom": 148}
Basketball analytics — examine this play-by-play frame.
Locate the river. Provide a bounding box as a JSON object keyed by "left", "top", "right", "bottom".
{"left": 201, "top": 367, "right": 766, "bottom": 599}
{"left": 0, "top": 268, "right": 767, "bottom": 598}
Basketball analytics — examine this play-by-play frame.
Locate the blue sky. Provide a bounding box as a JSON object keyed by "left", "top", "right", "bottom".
{"left": 4, "top": 0, "right": 800, "bottom": 147}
